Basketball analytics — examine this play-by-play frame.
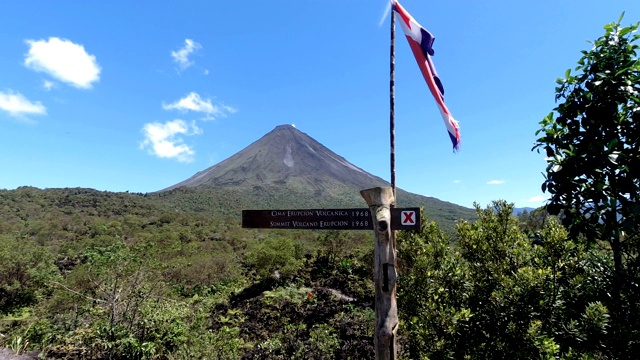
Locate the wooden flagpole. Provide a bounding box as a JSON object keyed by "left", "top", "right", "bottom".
{"left": 390, "top": 7, "right": 396, "bottom": 198}
{"left": 360, "top": 6, "right": 398, "bottom": 360}
{"left": 359, "top": 7, "right": 399, "bottom": 360}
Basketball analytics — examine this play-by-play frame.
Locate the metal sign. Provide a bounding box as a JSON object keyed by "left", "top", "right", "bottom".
{"left": 242, "top": 207, "right": 420, "bottom": 230}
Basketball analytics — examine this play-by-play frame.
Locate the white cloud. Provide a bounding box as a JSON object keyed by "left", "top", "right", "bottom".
{"left": 24, "top": 37, "right": 101, "bottom": 89}
{"left": 487, "top": 180, "right": 505, "bottom": 185}
{"left": 140, "top": 119, "right": 201, "bottom": 162}
{"left": 453, "top": 180, "right": 461, "bottom": 184}
{"left": 171, "top": 39, "right": 201, "bottom": 70}
{"left": 0, "top": 90, "right": 47, "bottom": 119}
{"left": 162, "top": 92, "right": 236, "bottom": 120}
{"left": 528, "top": 195, "right": 547, "bottom": 203}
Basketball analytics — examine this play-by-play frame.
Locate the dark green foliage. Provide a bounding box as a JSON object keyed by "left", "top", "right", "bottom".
{"left": 517, "top": 206, "right": 549, "bottom": 234}
{"left": 534, "top": 16, "right": 640, "bottom": 357}
{"left": 534, "top": 16, "right": 640, "bottom": 243}
{"left": 245, "top": 237, "right": 304, "bottom": 280}
{"left": 1, "top": 184, "right": 637, "bottom": 359}
{"left": 397, "top": 211, "right": 470, "bottom": 359}
{"left": 0, "top": 186, "right": 377, "bottom": 359}
{"left": 398, "top": 203, "right": 615, "bottom": 359}
{"left": 0, "top": 235, "right": 59, "bottom": 314}
{"left": 163, "top": 241, "right": 242, "bottom": 297}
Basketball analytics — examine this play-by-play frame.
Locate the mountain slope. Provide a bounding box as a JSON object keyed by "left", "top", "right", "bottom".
{"left": 165, "top": 124, "right": 389, "bottom": 193}
{"left": 159, "top": 125, "right": 475, "bottom": 229}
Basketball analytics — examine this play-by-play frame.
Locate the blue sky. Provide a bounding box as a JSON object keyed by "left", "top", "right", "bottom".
{"left": 1, "top": 0, "right": 639, "bottom": 209}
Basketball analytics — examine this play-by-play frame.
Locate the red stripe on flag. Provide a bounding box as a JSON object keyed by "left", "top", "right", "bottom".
{"left": 392, "top": 1, "right": 412, "bottom": 30}
{"left": 406, "top": 37, "right": 450, "bottom": 115}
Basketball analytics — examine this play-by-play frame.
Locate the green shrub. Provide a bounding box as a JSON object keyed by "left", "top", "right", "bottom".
{"left": 246, "top": 237, "right": 303, "bottom": 279}
{"left": 0, "top": 235, "right": 59, "bottom": 314}
{"left": 171, "top": 326, "right": 246, "bottom": 360}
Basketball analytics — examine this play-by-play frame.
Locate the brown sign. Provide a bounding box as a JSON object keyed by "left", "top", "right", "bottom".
{"left": 242, "top": 207, "right": 420, "bottom": 231}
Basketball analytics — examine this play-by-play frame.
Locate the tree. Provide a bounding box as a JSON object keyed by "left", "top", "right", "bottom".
{"left": 397, "top": 203, "right": 607, "bottom": 359}
{"left": 533, "top": 15, "right": 640, "bottom": 356}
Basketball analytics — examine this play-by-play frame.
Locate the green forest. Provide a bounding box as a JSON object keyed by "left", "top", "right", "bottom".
{"left": 2, "top": 17, "right": 640, "bottom": 360}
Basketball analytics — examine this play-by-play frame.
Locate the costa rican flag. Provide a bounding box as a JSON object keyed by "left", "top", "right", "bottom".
{"left": 392, "top": 0, "right": 461, "bottom": 151}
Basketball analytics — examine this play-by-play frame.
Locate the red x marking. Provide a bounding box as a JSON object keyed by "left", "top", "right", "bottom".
{"left": 402, "top": 211, "right": 415, "bottom": 224}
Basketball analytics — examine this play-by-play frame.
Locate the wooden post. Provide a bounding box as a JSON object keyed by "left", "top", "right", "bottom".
{"left": 361, "top": 186, "right": 398, "bottom": 360}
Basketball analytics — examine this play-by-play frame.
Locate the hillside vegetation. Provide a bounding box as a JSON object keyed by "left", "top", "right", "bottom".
{"left": 1, "top": 187, "right": 638, "bottom": 359}
{"left": 0, "top": 186, "right": 376, "bottom": 358}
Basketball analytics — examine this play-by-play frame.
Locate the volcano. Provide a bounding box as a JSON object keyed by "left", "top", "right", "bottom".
{"left": 165, "top": 124, "right": 387, "bottom": 192}
{"left": 161, "top": 125, "right": 474, "bottom": 227}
